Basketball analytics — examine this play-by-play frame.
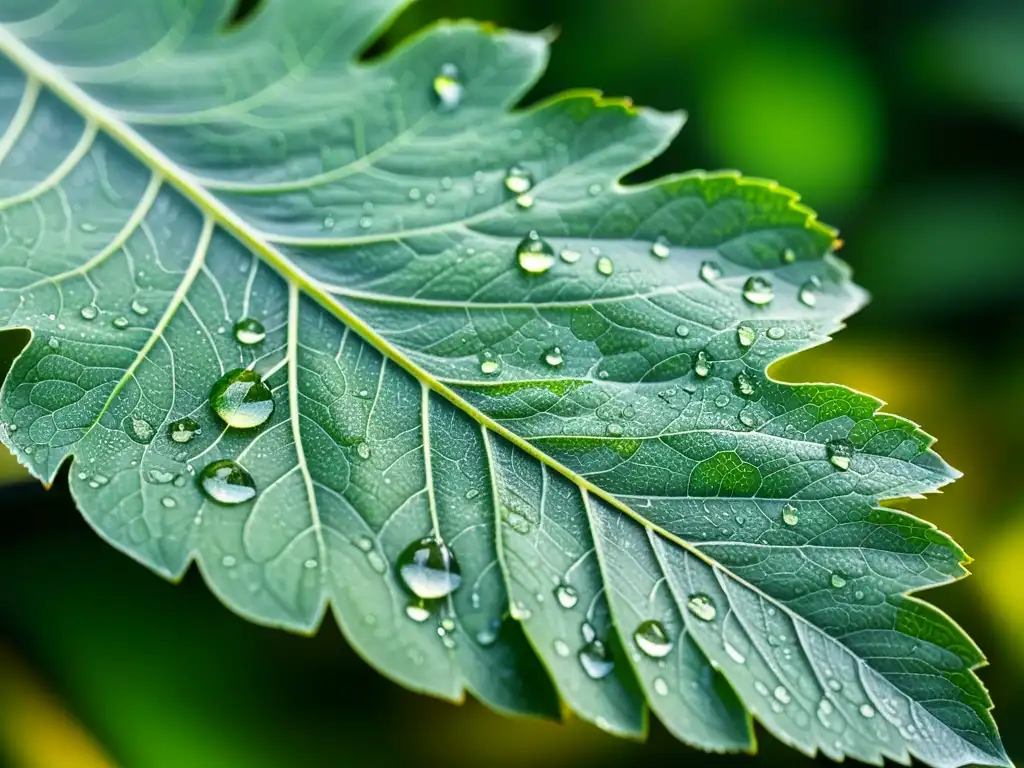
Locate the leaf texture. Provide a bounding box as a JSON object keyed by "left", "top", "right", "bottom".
{"left": 0, "top": 1, "right": 1009, "bottom": 764}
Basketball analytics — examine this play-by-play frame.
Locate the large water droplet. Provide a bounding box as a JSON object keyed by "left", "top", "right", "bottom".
{"left": 686, "top": 593, "right": 717, "bottom": 622}
{"left": 234, "top": 318, "right": 266, "bottom": 345}
{"left": 699, "top": 261, "right": 722, "bottom": 283}
{"left": 543, "top": 347, "right": 563, "bottom": 367}
{"left": 781, "top": 504, "right": 799, "bottom": 526}
{"left": 199, "top": 459, "right": 257, "bottom": 505}
{"left": 737, "top": 325, "right": 756, "bottom": 348}
{"left": 125, "top": 416, "right": 154, "bottom": 444}
{"left": 168, "top": 417, "right": 201, "bottom": 444}
{"left": 210, "top": 369, "right": 275, "bottom": 429}
{"left": 633, "top": 620, "right": 673, "bottom": 658}
{"left": 432, "top": 63, "right": 463, "bottom": 110}
{"left": 596, "top": 256, "right": 614, "bottom": 276}
{"left": 554, "top": 584, "right": 579, "bottom": 609}
{"left": 516, "top": 231, "right": 555, "bottom": 275}
{"left": 504, "top": 164, "right": 534, "bottom": 195}
{"left": 694, "top": 350, "right": 712, "bottom": 378}
{"left": 827, "top": 439, "right": 854, "bottom": 471}
{"left": 578, "top": 639, "right": 615, "bottom": 679}
{"left": 743, "top": 276, "right": 774, "bottom": 306}
{"left": 396, "top": 537, "right": 461, "bottom": 600}
{"left": 650, "top": 236, "right": 671, "bottom": 259}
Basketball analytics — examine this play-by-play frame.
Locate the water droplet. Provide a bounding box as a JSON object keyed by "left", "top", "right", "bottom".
{"left": 465, "top": 488, "right": 480, "bottom": 500}
{"left": 367, "top": 551, "right": 386, "bottom": 574}
{"left": 633, "top": 620, "right": 673, "bottom": 659}
{"left": 578, "top": 640, "right": 615, "bottom": 679}
{"left": 559, "top": 248, "right": 581, "bottom": 264}
{"left": 830, "top": 572, "right": 847, "bottom": 589}
{"left": 725, "top": 641, "right": 746, "bottom": 665}
{"left": 743, "top": 276, "right": 774, "bottom": 306}
{"left": 554, "top": 639, "right": 570, "bottom": 658}
{"left": 675, "top": 324, "right": 690, "bottom": 338}
{"left": 737, "top": 326, "right": 756, "bottom": 348}
{"left": 694, "top": 350, "right": 712, "bottom": 379}
{"left": 799, "top": 281, "right": 819, "bottom": 307}
{"left": 516, "top": 231, "right": 555, "bottom": 275}
{"left": 544, "top": 347, "right": 563, "bottom": 367}
{"left": 827, "top": 440, "right": 854, "bottom": 471}
{"left": 767, "top": 326, "right": 786, "bottom": 340}
{"left": 686, "top": 593, "right": 717, "bottom": 622}
{"left": 112, "top": 316, "right": 129, "bottom": 329}
{"left": 79, "top": 222, "right": 97, "bottom": 233}
{"left": 699, "top": 261, "right": 722, "bottom": 283}
{"left": 130, "top": 299, "right": 149, "bottom": 316}
{"left": 356, "top": 441, "right": 372, "bottom": 460}
{"left": 774, "top": 685, "right": 792, "bottom": 704}
{"left": 80, "top": 305, "right": 98, "bottom": 321}
{"left": 408, "top": 188, "right": 421, "bottom": 201}
{"left": 735, "top": 372, "right": 757, "bottom": 397}
{"left": 653, "top": 677, "right": 669, "bottom": 696}
{"left": 479, "top": 355, "right": 501, "bottom": 376}
{"left": 504, "top": 164, "right": 533, "bottom": 195}
{"left": 606, "top": 423, "right": 623, "bottom": 437}
{"left": 510, "top": 601, "right": 532, "bottom": 621}
{"left": 222, "top": 555, "right": 237, "bottom": 568}
{"left": 358, "top": 215, "right": 373, "bottom": 229}
{"left": 161, "top": 496, "right": 176, "bottom": 508}
{"left": 650, "top": 236, "right": 670, "bottom": 259}
{"left": 168, "top": 417, "right": 201, "bottom": 444}
{"left": 596, "top": 256, "right": 614, "bottom": 276}
{"left": 581, "top": 622, "right": 596, "bottom": 644}
{"left": 714, "top": 393, "right": 729, "bottom": 408}
{"left": 860, "top": 703, "right": 875, "bottom": 718}
{"left": 554, "top": 584, "right": 578, "bottom": 609}
{"left": 127, "top": 417, "right": 154, "bottom": 443}
{"left": 782, "top": 248, "right": 797, "bottom": 263}
{"left": 304, "top": 558, "right": 318, "bottom": 570}
{"left": 432, "top": 63, "right": 463, "bottom": 110}
{"left": 782, "top": 504, "right": 799, "bottom": 526}
{"left": 146, "top": 469, "right": 177, "bottom": 485}
{"left": 199, "top": 459, "right": 257, "bottom": 505}
{"left": 47, "top": 337, "right": 59, "bottom": 350}
{"left": 405, "top": 601, "right": 431, "bottom": 623}
{"left": 476, "top": 624, "right": 498, "bottom": 646}
{"left": 515, "top": 193, "right": 534, "bottom": 209}
{"left": 396, "top": 537, "right": 461, "bottom": 600}
{"left": 321, "top": 215, "right": 336, "bottom": 230}
{"left": 234, "top": 318, "right": 266, "bottom": 345}
{"left": 210, "top": 369, "right": 275, "bottom": 429}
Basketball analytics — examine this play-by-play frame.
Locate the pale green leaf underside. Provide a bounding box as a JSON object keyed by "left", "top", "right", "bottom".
{"left": 0, "top": 1, "right": 1008, "bottom": 765}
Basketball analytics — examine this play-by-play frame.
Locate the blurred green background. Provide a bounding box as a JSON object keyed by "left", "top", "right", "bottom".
{"left": 2, "top": 0, "right": 1023, "bottom": 765}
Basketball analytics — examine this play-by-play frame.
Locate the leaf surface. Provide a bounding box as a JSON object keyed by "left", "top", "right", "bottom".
{"left": 0, "top": 1, "right": 1009, "bottom": 764}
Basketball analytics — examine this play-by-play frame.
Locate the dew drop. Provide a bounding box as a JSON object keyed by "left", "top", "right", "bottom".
{"left": 675, "top": 324, "right": 690, "bottom": 338}
{"left": 782, "top": 248, "right": 797, "bottom": 263}
{"left": 767, "top": 326, "right": 786, "bottom": 340}
{"left": 199, "top": 459, "right": 257, "bottom": 505}
{"left": 130, "top": 299, "right": 149, "bottom": 316}
{"left": 743, "top": 276, "right": 775, "bottom": 306}
{"left": 504, "top": 164, "right": 534, "bottom": 195}
{"left": 830, "top": 572, "right": 847, "bottom": 589}
{"left": 735, "top": 372, "right": 757, "bottom": 397}
{"left": 516, "top": 231, "right": 555, "bottom": 275}
{"left": 47, "top": 337, "right": 59, "bottom": 350}
{"left": 737, "top": 325, "right": 756, "bottom": 348}
{"left": 405, "top": 601, "right": 431, "bottom": 623}
{"left": 147, "top": 469, "right": 177, "bottom": 485}
{"left": 465, "top": 488, "right": 480, "bottom": 500}
{"left": 510, "top": 601, "right": 532, "bottom": 621}
{"left": 694, "top": 350, "right": 712, "bottom": 379}
{"left": 432, "top": 63, "right": 463, "bottom": 110}
{"left": 653, "top": 677, "right": 669, "bottom": 696}
{"left": 827, "top": 439, "right": 854, "bottom": 471}
{"left": 554, "top": 639, "right": 571, "bottom": 658}
{"left": 168, "top": 417, "right": 201, "bottom": 444}
{"left": 544, "top": 347, "right": 563, "bottom": 367}
{"left": 596, "top": 256, "right": 614, "bottom": 276}
{"left": 112, "top": 316, "right": 129, "bottom": 329}
{"left": 396, "top": 537, "right": 461, "bottom": 600}
{"left": 367, "top": 551, "right": 386, "bottom": 574}
{"left": 408, "top": 188, "right": 421, "bottom": 201}
{"left": 774, "top": 685, "right": 792, "bottom": 704}
{"left": 699, "top": 261, "right": 722, "bottom": 283}
{"left": 356, "top": 441, "right": 372, "bottom": 460}
{"left": 321, "top": 215, "right": 336, "bottom": 230}
{"left": 686, "top": 593, "right": 717, "bottom": 622}
{"left": 860, "top": 703, "right": 875, "bottom": 719}
{"left": 80, "top": 304, "right": 98, "bottom": 321}
{"left": 725, "top": 641, "right": 747, "bottom": 665}
{"left": 126, "top": 417, "right": 154, "bottom": 444}
{"left": 79, "top": 222, "right": 97, "bottom": 233}
{"left": 358, "top": 215, "right": 373, "bottom": 229}
{"left": 754, "top": 681, "right": 770, "bottom": 697}
{"left": 222, "top": 555, "right": 237, "bottom": 568}
{"left": 578, "top": 640, "right": 615, "bottom": 679}
{"left": 479, "top": 356, "right": 501, "bottom": 376}
{"left": 554, "top": 584, "right": 579, "bottom": 609}
{"left": 650, "top": 236, "right": 671, "bottom": 259}
{"left": 559, "top": 248, "right": 581, "bottom": 264}
{"left": 633, "top": 620, "right": 673, "bottom": 658}
{"left": 515, "top": 193, "right": 534, "bottom": 209}
{"left": 234, "top": 318, "right": 267, "bottom": 345}
{"left": 210, "top": 369, "right": 275, "bottom": 429}
{"left": 799, "top": 281, "right": 819, "bottom": 307}
{"left": 161, "top": 496, "right": 176, "bottom": 508}
{"left": 781, "top": 504, "right": 799, "bottom": 526}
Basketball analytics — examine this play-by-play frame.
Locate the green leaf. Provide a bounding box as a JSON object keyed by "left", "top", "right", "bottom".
{"left": 0, "top": 1, "right": 1008, "bottom": 764}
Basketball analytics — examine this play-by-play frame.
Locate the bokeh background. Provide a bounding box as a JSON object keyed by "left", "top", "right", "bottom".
{"left": 1, "top": 0, "right": 1022, "bottom": 765}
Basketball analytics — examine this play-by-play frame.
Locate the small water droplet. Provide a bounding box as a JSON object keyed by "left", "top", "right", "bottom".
{"left": 782, "top": 504, "right": 799, "bottom": 526}
{"left": 510, "top": 601, "right": 532, "bottom": 621}
{"left": 782, "top": 248, "right": 797, "bottom": 263}
{"left": 650, "top": 236, "right": 670, "bottom": 259}
{"left": 767, "top": 326, "right": 786, "bottom": 340}
{"left": 774, "top": 685, "right": 792, "bottom": 704}
{"left": 356, "top": 441, "right": 372, "bottom": 460}
{"left": 130, "top": 299, "right": 149, "bottom": 316}
{"left": 476, "top": 624, "right": 498, "bottom": 646}
{"left": 715, "top": 394, "right": 730, "bottom": 408}
{"left": 79, "top": 222, "right": 97, "bottom": 233}
{"left": 47, "top": 336, "right": 59, "bottom": 350}
{"left": 504, "top": 164, "right": 534, "bottom": 195}
{"left": 544, "top": 347, "right": 563, "bottom": 367}
{"left": 606, "top": 423, "right": 623, "bottom": 437}
{"left": 199, "top": 459, "right": 257, "bottom": 505}
{"left": 304, "top": 558, "right": 318, "bottom": 570}
{"left": 406, "top": 601, "right": 431, "bottom": 623}
{"left": 222, "top": 555, "right": 237, "bottom": 567}
{"left": 860, "top": 703, "right": 875, "bottom": 718}
{"left": 479, "top": 354, "right": 501, "bottom": 376}
{"left": 408, "top": 188, "right": 421, "bottom": 201}
{"left": 358, "top": 215, "right": 373, "bottom": 229}
{"left": 725, "top": 641, "right": 746, "bottom": 665}
{"left": 80, "top": 305, "right": 98, "bottom": 321}
{"left": 433, "top": 63, "right": 463, "bottom": 110}
{"left": 554, "top": 639, "right": 570, "bottom": 657}
{"left": 827, "top": 440, "right": 854, "bottom": 471}
{"left": 321, "top": 215, "right": 336, "bottom": 230}
{"left": 554, "top": 584, "right": 579, "bottom": 609}
{"left": 737, "top": 325, "right": 756, "bottom": 348}
{"left": 516, "top": 231, "right": 555, "bottom": 274}
{"left": 168, "top": 417, "right": 201, "bottom": 444}
{"left": 699, "top": 261, "right": 722, "bottom": 283}
{"left": 210, "top": 369, "right": 275, "bottom": 429}
{"left": 596, "top": 256, "right": 614, "bottom": 276}
{"left": 126, "top": 417, "right": 154, "bottom": 443}
{"left": 653, "top": 677, "right": 669, "bottom": 696}
{"left": 578, "top": 639, "right": 615, "bottom": 679}
{"left": 112, "top": 316, "right": 129, "bottom": 329}
{"left": 743, "top": 276, "right": 775, "bottom": 306}
{"left": 515, "top": 193, "right": 534, "bottom": 209}
{"left": 633, "top": 620, "right": 673, "bottom": 659}
{"left": 465, "top": 488, "right": 480, "bottom": 500}
{"left": 799, "top": 281, "right": 819, "bottom": 307}
{"left": 675, "top": 324, "right": 690, "bottom": 338}
{"left": 396, "top": 537, "right": 461, "bottom": 600}
{"left": 161, "top": 496, "right": 176, "bottom": 508}
{"left": 694, "top": 350, "right": 712, "bottom": 379}
{"left": 687, "top": 593, "right": 717, "bottom": 621}
{"left": 735, "top": 372, "right": 757, "bottom": 397}
{"left": 234, "top": 318, "right": 266, "bottom": 345}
